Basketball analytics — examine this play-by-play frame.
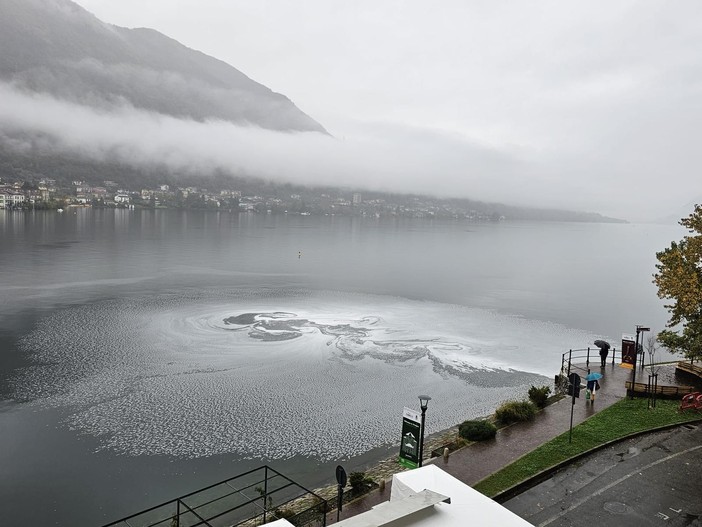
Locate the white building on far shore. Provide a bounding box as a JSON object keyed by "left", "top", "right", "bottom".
{"left": 0, "top": 190, "right": 26, "bottom": 208}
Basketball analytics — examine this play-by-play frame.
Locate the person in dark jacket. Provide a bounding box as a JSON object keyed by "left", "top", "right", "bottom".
{"left": 599, "top": 346, "right": 609, "bottom": 367}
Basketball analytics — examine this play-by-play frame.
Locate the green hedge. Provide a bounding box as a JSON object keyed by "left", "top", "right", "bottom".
{"left": 459, "top": 420, "right": 497, "bottom": 441}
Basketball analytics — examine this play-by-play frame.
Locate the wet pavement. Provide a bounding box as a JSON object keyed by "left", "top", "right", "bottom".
{"left": 504, "top": 424, "right": 702, "bottom": 526}
{"left": 332, "top": 362, "right": 701, "bottom": 525}
{"left": 429, "top": 361, "right": 629, "bottom": 486}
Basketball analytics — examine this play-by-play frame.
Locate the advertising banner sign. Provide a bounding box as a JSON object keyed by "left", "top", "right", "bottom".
{"left": 621, "top": 334, "right": 636, "bottom": 369}
{"left": 398, "top": 407, "right": 421, "bottom": 468}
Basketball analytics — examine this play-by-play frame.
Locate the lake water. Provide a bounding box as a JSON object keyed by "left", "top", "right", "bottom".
{"left": 0, "top": 209, "right": 683, "bottom": 525}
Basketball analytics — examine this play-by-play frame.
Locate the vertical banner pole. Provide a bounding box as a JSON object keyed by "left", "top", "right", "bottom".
{"left": 569, "top": 393, "right": 575, "bottom": 443}
{"left": 567, "top": 372, "right": 580, "bottom": 444}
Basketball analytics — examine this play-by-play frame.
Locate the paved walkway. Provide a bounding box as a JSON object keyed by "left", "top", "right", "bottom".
{"left": 332, "top": 361, "right": 640, "bottom": 522}
{"left": 432, "top": 361, "right": 630, "bottom": 485}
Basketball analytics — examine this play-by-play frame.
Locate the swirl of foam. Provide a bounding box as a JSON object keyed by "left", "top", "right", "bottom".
{"left": 11, "top": 288, "right": 592, "bottom": 459}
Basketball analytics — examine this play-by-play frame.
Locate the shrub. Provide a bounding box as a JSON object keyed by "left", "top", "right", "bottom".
{"left": 494, "top": 400, "right": 537, "bottom": 425}
{"left": 271, "top": 507, "right": 296, "bottom": 521}
{"left": 528, "top": 385, "right": 551, "bottom": 408}
{"left": 349, "top": 471, "right": 374, "bottom": 492}
{"left": 458, "top": 419, "right": 497, "bottom": 441}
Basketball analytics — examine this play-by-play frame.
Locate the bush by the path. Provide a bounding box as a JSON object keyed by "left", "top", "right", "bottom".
{"left": 495, "top": 400, "right": 537, "bottom": 425}
{"left": 459, "top": 420, "right": 497, "bottom": 441}
{"left": 528, "top": 385, "right": 551, "bottom": 408}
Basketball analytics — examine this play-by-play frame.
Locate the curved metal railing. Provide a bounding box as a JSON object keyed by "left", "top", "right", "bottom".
{"left": 560, "top": 347, "right": 620, "bottom": 377}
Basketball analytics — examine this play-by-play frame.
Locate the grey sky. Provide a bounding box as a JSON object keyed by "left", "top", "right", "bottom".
{"left": 62, "top": 1, "right": 702, "bottom": 219}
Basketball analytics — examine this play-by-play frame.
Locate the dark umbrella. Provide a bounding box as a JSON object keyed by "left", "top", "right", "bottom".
{"left": 594, "top": 339, "right": 610, "bottom": 351}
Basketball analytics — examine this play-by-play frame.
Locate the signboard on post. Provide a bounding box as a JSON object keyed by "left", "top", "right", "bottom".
{"left": 567, "top": 373, "right": 581, "bottom": 398}
{"left": 621, "top": 334, "right": 636, "bottom": 369}
{"left": 398, "top": 407, "right": 421, "bottom": 468}
{"left": 567, "top": 372, "right": 581, "bottom": 443}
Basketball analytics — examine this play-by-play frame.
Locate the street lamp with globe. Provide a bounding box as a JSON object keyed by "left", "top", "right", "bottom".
{"left": 418, "top": 395, "right": 431, "bottom": 467}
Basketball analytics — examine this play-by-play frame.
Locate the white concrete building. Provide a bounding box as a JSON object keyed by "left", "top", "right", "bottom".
{"left": 0, "top": 190, "right": 25, "bottom": 208}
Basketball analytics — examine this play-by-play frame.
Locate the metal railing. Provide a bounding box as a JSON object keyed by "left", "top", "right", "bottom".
{"left": 102, "top": 465, "right": 328, "bottom": 527}
{"left": 560, "top": 347, "right": 620, "bottom": 377}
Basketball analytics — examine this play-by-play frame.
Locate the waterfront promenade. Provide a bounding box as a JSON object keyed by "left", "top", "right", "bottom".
{"left": 334, "top": 362, "right": 674, "bottom": 522}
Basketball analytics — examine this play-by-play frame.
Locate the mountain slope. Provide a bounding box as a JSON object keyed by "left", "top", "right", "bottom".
{"left": 0, "top": 0, "right": 326, "bottom": 133}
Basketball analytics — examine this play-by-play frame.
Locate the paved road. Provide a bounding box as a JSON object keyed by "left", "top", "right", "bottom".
{"left": 504, "top": 424, "right": 702, "bottom": 527}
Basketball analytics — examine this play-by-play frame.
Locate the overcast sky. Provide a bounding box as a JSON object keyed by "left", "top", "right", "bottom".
{"left": 60, "top": 2, "right": 702, "bottom": 219}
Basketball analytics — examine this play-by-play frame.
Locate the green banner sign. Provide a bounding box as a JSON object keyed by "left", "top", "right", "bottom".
{"left": 398, "top": 407, "right": 421, "bottom": 468}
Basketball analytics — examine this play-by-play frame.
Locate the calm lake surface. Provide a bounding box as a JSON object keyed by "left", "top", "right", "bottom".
{"left": 0, "top": 209, "right": 683, "bottom": 525}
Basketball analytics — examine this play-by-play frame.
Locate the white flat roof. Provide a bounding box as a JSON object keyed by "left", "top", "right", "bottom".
{"left": 279, "top": 465, "right": 531, "bottom": 527}
{"left": 264, "top": 519, "right": 295, "bottom": 526}
{"left": 390, "top": 465, "right": 532, "bottom": 527}
{"left": 336, "top": 489, "right": 451, "bottom": 527}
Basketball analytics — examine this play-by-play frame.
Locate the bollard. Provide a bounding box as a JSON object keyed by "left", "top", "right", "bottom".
{"left": 443, "top": 447, "right": 450, "bottom": 461}
{"left": 379, "top": 479, "right": 386, "bottom": 492}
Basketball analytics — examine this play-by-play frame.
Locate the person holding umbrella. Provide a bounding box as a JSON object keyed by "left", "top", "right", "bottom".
{"left": 594, "top": 339, "right": 610, "bottom": 368}
{"left": 585, "top": 369, "right": 602, "bottom": 403}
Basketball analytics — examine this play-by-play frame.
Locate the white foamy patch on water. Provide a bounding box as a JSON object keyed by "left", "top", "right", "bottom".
{"left": 13, "top": 288, "right": 596, "bottom": 460}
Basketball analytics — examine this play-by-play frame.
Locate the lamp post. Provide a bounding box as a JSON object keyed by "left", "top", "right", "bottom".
{"left": 418, "top": 395, "right": 431, "bottom": 467}
{"left": 631, "top": 325, "right": 649, "bottom": 399}
{"left": 647, "top": 338, "right": 660, "bottom": 409}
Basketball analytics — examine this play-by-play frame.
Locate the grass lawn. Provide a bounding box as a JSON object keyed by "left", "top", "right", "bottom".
{"left": 473, "top": 397, "right": 702, "bottom": 498}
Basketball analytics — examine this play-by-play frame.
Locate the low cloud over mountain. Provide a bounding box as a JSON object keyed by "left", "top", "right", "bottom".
{"left": 0, "top": 0, "right": 325, "bottom": 133}
{"left": 0, "top": 81, "right": 526, "bottom": 202}
{"left": 0, "top": 0, "right": 534, "bottom": 205}
{"left": 3, "top": 0, "right": 687, "bottom": 221}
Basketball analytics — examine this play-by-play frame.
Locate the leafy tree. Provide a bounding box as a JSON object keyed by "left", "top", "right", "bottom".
{"left": 653, "top": 204, "right": 702, "bottom": 361}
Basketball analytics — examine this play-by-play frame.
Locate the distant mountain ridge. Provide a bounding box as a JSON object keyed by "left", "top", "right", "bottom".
{"left": 0, "top": 0, "right": 326, "bottom": 133}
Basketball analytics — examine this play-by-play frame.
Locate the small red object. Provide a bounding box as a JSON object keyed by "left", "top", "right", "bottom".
{"left": 680, "top": 392, "right": 699, "bottom": 412}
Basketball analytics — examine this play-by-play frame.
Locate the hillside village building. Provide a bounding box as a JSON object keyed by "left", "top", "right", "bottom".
{"left": 0, "top": 190, "right": 25, "bottom": 208}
